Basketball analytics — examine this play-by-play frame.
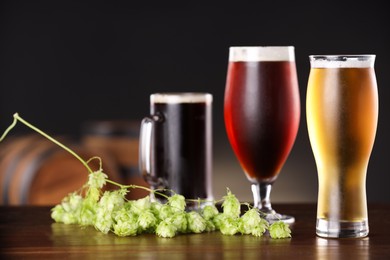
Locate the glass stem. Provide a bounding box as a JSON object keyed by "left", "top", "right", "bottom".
{"left": 251, "top": 183, "right": 275, "bottom": 214}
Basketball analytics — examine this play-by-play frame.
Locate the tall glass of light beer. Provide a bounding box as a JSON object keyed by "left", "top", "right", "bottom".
{"left": 306, "top": 55, "right": 378, "bottom": 238}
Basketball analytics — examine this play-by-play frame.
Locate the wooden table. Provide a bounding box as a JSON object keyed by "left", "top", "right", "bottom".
{"left": 1, "top": 204, "right": 389, "bottom": 259}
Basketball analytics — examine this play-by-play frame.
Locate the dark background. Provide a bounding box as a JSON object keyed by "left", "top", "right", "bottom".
{"left": 1, "top": 1, "right": 389, "bottom": 203}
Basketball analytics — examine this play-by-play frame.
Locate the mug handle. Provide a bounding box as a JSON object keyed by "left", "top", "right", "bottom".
{"left": 139, "top": 114, "right": 164, "bottom": 187}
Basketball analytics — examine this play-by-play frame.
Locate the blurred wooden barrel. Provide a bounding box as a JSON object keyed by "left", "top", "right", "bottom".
{"left": 82, "top": 120, "right": 150, "bottom": 199}
{"left": 0, "top": 134, "right": 121, "bottom": 205}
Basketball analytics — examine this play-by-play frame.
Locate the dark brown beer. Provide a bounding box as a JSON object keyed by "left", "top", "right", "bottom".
{"left": 147, "top": 93, "right": 213, "bottom": 202}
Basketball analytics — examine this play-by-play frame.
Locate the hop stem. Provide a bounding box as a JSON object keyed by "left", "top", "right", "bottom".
{"left": 105, "top": 179, "right": 170, "bottom": 200}
{"left": 0, "top": 114, "right": 18, "bottom": 142}
{"left": 1, "top": 113, "right": 94, "bottom": 174}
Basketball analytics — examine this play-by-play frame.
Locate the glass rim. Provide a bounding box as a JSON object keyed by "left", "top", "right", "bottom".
{"left": 229, "top": 46, "right": 295, "bottom": 62}
{"left": 309, "top": 55, "right": 376, "bottom": 68}
{"left": 309, "top": 54, "right": 375, "bottom": 60}
{"left": 230, "top": 46, "right": 294, "bottom": 49}
{"left": 151, "top": 92, "right": 213, "bottom": 104}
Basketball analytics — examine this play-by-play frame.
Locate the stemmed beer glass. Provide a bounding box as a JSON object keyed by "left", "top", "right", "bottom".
{"left": 224, "top": 46, "right": 300, "bottom": 223}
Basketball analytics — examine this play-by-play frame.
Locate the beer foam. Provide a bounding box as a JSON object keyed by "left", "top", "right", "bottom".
{"left": 229, "top": 46, "right": 295, "bottom": 62}
{"left": 151, "top": 93, "right": 213, "bottom": 104}
{"left": 310, "top": 55, "right": 375, "bottom": 68}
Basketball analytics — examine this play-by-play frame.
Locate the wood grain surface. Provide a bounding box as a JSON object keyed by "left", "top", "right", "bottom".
{"left": 0, "top": 204, "right": 389, "bottom": 259}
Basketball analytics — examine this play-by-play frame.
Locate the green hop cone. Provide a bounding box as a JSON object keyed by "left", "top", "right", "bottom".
{"left": 113, "top": 207, "right": 135, "bottom": 223}
{"left": 113, "top": 219, "right": 138, "bottom": 237}
{"left": 61, "top": 212, "right": 79, "bottom": 225}
{"left": 221, "top": 189, "right": 241, "bottom": 219}
{"left": 131, "top": 196, "right": 151, "bottom": 215}
{"left": 202, "top": 204, "right": 219, "bottom": 220}
{"left": 168, "top": 194, "right": 186, "bottom": 212}
{"left": 78, "top": 200, "right": 97, "bottom": 226}
{"left": 168, "top": 212, "right": 188, "bottom": 233}
{"left": 158, "top": 204, "right": 174, "bottom": 220}
{"left": 94, "top": 207, "right": 113, "bottom": 234}
{"left": 113, "top": 208, "right": 139, "bottom": 235}
{"left": 269, "top": 221, "right": 292, "bottom": 239}
{"left": 60, "top": 192, "right": 82, "bottom": 213}
{"left": 51, "top": 204, "right": 65, "bottom": 223}
{"left": 219, "top": 214, "right": 239, "bottom": 235}
{"left": 138, "top": 209, "right": 158, "bottom": 231}
{"left": 86, "top": 187, "right": 100, "bottom": 202}
{"left": 88, "top": 170, "right": 108, "bottom": 189}
{"left": 205, "top": 220, "right": 216, "bottom": 232}
{"left": 239, "top": 208, "right": 267, "bottom": 235}
{"left": 99, "top": 190, "right": 125, "bottom": 212}
{"left": 212, "top": 213, "right": 225, "bottom": 230}
{"left": 251, "top": 218, "right": 269, "bottom": 237}
{"left": 51, "top": 193, "right": 83, "bottom": 224}
{"left": 150, "top": 201, "right": 164, "bottom": 222}
{"left": 186, "top": 211, "right": 207, "bottom": 233}
{"left": 156, "top": 219, "right": 177, "bottom": 238}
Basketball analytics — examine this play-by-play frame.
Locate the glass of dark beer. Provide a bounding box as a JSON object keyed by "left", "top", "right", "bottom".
{"left": 224, "top": 46, "right": 300, "bottom": 223}
{"left": 139, "top": 93, "right": 213, "bottom": 209}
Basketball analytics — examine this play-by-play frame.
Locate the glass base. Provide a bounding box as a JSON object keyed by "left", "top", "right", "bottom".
{"left": 250, "top": 183, "right": 295, "bottom": 225}
{"left": 316, "top": 218, "right": 369, "bottom": 238}
{"left": 149, "top": 191, "right": 214, "bottom": 211}
{"left": 185, "top": 199, "right": 214, "bottom": 211}
{"left": 263, "top": 212, "right": 295, "bottom": 224}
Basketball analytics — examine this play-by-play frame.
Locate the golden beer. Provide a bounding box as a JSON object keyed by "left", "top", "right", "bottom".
{"left": 307, "top": 55, "right": 378, "bottom": 238}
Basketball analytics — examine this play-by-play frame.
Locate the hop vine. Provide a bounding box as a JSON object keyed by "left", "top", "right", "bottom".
{"left": 0, "top": 113, "right": 292, "bottom": 239}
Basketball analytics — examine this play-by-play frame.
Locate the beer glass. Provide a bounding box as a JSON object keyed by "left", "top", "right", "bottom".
{"left": 306, "top": 55, "right": 378, "bottom": 238}
{"left": 224, "top": 46, "right": 300, "bottom": 223}
{"left": 139, "top": 93, "right": 213, "bottom": 209}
